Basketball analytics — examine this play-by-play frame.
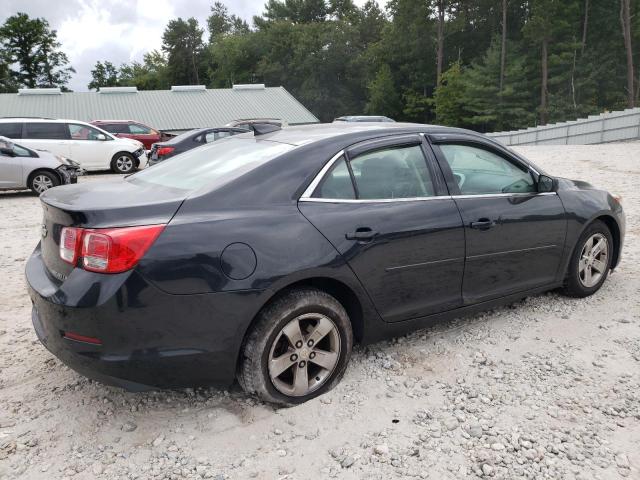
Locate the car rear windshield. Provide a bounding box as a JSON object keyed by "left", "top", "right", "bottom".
{"left": 129, "top": 138, "right": 295, "bottom": 191}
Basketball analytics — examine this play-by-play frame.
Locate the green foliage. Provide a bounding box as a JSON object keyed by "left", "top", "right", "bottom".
{"left": 162, "top": 18, "right": 207, "bottom": 86}
{"left": 88, "top": 61, "right": 120, "bottom": 91}
{"left": 0, "top": 12, "right": 74, "bottom": 89}
{"left": 432, "top": 61, "right": 468, "bottom": 127}
{"left": 366, "top": 64, "right": 402, "bottom": 118}
{"left": 81, "top": 0, "right": 640, "bottom": 130}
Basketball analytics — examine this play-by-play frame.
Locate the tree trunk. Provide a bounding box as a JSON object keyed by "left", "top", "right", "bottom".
{"left": 581, "top": 0, "right": 589, "bottom": 55}
{"left": 500, "top": 0, "right": 507, "bottom": 92}
{"left": 620, "top": 0, "right": 634, "bottom": 107}
{"left": 436, "top": 0, "right": 445, "bottom": 85}
{"left": 540, "top": 37, "right": 548, "bottom": 125}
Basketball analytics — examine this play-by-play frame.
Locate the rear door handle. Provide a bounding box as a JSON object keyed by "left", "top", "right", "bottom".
{"left": 345, "top": 227, "right": 377, "bottom": 241}
{"left": 470, "top": 218, "right": 496, "bottom": 230}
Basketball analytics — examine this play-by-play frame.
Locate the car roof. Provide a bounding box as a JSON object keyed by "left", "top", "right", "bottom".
{"left": 0, "top": 117, "right": 91, "bottom": 124}
{"left": 249, "top": 122, "right": 485, "bottom": 147}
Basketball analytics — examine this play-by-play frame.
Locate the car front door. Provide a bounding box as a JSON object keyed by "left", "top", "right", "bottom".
{"left": 429, "top": 136, "right": 566, "bottom": 304}
{"left": 0, "top": 142, "right": 23, "bottom": 188}
{"left": 67, "top": 123, "right": 112, "bottom": 169}
{"left": 298, "top": 135, "right": 465, "bottom": 323}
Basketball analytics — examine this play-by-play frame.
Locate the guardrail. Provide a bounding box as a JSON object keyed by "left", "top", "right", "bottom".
{"left": 487, "top": 108, "right": 640, "bottom": 145}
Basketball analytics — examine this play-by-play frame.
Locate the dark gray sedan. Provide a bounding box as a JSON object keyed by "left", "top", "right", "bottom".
{"left": 148, "top": 127, "right": 247, "bottom": 165}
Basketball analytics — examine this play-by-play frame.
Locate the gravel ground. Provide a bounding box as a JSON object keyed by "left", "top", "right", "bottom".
{"left": 0, "top": 145, "right": 638, "bottom": 480}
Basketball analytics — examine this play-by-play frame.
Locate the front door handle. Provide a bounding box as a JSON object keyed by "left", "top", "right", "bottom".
{"left": 346, "top": 227, "right": 377, "bottom": 241}
{"left": 470, "top": 218, "right": 496, "bottom": 230}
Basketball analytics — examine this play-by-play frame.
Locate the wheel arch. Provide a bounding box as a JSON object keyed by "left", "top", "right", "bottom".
{"left": 236, "top": 276, "right": 366, "bottom": 370}
{"left": 594, "top": 214, "right": 621, "bottom": 269}
{"left": 26, "top": 168, "right": 62, "bottom": 189}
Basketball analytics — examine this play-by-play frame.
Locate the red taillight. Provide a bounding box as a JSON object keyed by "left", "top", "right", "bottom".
{"left": 60, "top": 227, "right": 82, "bottom": 264}
{"left": 58, "top": 224, "right": 165, "bottom": 274}
{"left": 156, "top": 146, "right": 174, "bottom": 156}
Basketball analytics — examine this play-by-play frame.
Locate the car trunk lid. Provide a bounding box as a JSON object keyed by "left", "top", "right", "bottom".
{"left": 39, "top": 179, "right": 185, "bottom": 280}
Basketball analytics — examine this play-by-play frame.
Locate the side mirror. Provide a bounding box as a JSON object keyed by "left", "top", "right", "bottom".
{"left": 96, "top": 133, "right": 107, "bottom": 141}
{"left": 537, "top": 174, "right": 555, "bottom": 193}
{"left": 0, "top": 147, "right": 15, "bottom": 157}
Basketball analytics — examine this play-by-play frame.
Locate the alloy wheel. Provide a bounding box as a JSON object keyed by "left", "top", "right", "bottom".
{"left": 32, "top": 174, "right": 54, "bottom": 193}
{"left": 115, "top": 155, "right": 134, "bottom": 173}
{"left": 268, "top": 313, "right": 341, "bottom": 397}
{"left": 578, "top": 233, "right": 609, "bottom": 288}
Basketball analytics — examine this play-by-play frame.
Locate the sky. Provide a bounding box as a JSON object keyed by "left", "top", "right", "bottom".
{"left": 0, "top": 0, "right": 375, "bottom": 92}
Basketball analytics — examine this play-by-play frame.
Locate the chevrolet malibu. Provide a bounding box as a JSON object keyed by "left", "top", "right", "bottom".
{"left": 26, "top": 123, "right": 625, "bottom": 405}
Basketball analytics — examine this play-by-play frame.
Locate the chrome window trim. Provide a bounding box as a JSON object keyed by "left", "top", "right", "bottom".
{"left": 299, "top": 196, "right": 453, "bottom": 204}
{"left": 299, "top": 192, "right": 557, "bottom": 203}
{"left": 300, "top": 150, "right": 345, "bottom": 199}
{"left": 451, "top": 192, "right": 557, "bottom": 199}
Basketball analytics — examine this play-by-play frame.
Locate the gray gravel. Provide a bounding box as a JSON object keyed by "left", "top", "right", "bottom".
{"left": 0, "top": 145, "right": 638, "bottom": 479}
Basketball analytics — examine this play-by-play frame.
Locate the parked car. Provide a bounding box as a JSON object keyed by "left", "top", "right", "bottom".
{"left": 0, "top": 136, "right": 82, "bottom": 194}
{"left": 148, "top": 127, "right": 248, "bottom": 165}
{"left": 0, "top": 118, "right": 147, "bottom": 174}
{"left": 334, "top": 115, "right": 395, "bottom": 122}
{"left": 26, "top": 122, "right": 625, "bottom": 405}
{"left": 91, "top": 120, "right": 165, "bottom": 150}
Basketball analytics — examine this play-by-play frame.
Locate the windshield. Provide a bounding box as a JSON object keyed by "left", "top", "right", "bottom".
{"left": 129, "top": 138, "right": 295, "bottom": 191}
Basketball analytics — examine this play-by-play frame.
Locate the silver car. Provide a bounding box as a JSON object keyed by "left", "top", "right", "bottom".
{"left": 0, "top": 136, "right": 82, "bottom": 194}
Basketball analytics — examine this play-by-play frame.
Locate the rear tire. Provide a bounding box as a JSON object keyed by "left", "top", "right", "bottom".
{"left": 28, "top": 170, "right": 60, "bottom": 195}
{"left": 238, "top": 288, "right": 353, "bottom": 406}
{"left": 561, "top": 220, "right": 613, "bottom": 298}
{"left": 111, "top": 152, "right": 136, "bottom": 174}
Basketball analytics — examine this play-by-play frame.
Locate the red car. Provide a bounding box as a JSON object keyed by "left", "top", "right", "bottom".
{"left": 91, "top": 120, "right": 164, "bottom": 150}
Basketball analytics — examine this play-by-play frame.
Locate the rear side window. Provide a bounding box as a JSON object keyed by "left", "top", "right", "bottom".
{"left": 102, "top": 123, "right": 128, "bottom": 134}
{"left": 130, "top": 138, "right": 295, "bottom": 191}
{"left": 24, "top": 122, "right": 68, "bottom": 140}
{"left": 351, "top": 145, "right": 434, "bottom": 199}
{"left": 0, "top": 122, "right": 22, "bottom": 139}
{"left": 313, "top": 157, "right": 355, "bottom": 199}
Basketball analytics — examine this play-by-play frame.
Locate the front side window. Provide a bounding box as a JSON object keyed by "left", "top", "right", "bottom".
{"left": 12, "top": 144, "right": 33, "bottom": 157}
{"left": 68, "top": 123, "right": 108, "bottom": 140}
{"left": 204, "top": 130, "right": 234, "bottom": 143}
{"left": 24, "top": 122, "right": 68, "bottom": 140}
{"left": 129, "top": 124, "right": 151, "bottom": 134}
{"left": 439, "top": 144, "right": 536, "bottom": 195}
{"left": 350, "top": 145, "right": 434, "bottom": 199}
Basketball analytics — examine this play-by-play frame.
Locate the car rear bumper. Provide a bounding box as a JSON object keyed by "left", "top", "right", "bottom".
{"left": 26, "top": 245, "right": 262, "bottom": 390}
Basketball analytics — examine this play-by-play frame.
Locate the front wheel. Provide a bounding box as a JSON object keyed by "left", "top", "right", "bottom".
{"left": 111, "top": 152, "right": 136, "bottom": 174}
{"left": 28, "top": 170, "right": 60, "bottom": 195}
{"left": 561, "top": 220, "right": 613, "bottom": 297}
{"left": 238, "top": 288, "right": 353, "bottom": 406}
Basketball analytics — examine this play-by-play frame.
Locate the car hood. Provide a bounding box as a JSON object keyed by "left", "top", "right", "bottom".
{"left": 117, "top": 137, "right": 144, "bottom": 149}
{"left": 556, "top": 177, "right": 596, "bottom": 191}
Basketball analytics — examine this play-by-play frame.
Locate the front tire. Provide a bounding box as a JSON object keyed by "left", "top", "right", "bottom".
{"left": 111, "top": 152, "right": 136, "bottom": 174}
{"left": 238, "top": 288, "right": 353, "bottom": 406}
{"left": 561, "top": 220, "right": 613, "bottom": 297}
{"left": 28, "top": 170, "right": 60, "bottom": 195}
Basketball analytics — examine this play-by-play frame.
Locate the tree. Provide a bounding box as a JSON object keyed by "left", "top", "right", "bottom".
{"left": 500, "top": 0, "right": 508, "bottom": 92}
{"left": 0, "top": 12, "right": 74, "bottom": 89}
{"left": 436, "top": 0, "right": 445, "bottom": 85}
{"left": 366, "top": 64, "right": 402, "bottom": 118}
{"left": 432, "top": 61, "right": 468, "bottom": 126}
{"left": 119, "top": 51, "right": 170, "bottom": 90}
{"left": 88, "top": 61, "right": 120, "bottom": 90}
{"left": 207, "top": 2, "right": 249, "bottom": 41}
{"left": 620, "top": 0, "right": 634, "bottom": 107}
{"left": 162, "top": 18, "right": 206, "bottom": 85}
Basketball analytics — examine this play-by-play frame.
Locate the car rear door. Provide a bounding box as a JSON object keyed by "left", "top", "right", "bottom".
{"left": 428, "top": 134, "right": 566, "bottom": 304}
{"left": 298, "top": 135, "right": 465, "bottom": 323}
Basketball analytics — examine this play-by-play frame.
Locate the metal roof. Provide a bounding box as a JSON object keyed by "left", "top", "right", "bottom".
{"left": 0, "top": 86, "right": 319, "bottom": 132}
